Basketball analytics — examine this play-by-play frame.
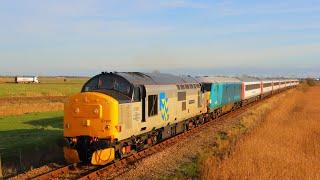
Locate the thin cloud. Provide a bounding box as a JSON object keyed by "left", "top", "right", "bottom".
{"left": 160, "top": 0, "right": 209, "bottom": 9}
{"left": 215, "top": 1, "right": 320, "bottom": 16}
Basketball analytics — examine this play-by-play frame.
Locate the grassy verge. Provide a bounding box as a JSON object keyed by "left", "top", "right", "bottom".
{"left": 172, "top": 93, "right": 281, "bottom": 179}
{"left": 0, "top": 111, "right": 64, "bottom": 176}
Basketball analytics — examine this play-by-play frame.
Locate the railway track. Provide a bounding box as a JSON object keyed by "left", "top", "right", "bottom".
{"left": 35, "top": 164, "right": 74, "bottom": 180}
{"left": 29, "top": 163, "right": 99, "bottom": 180}
{"left": 28, "top": 90, "right": 285, "bottom": 180}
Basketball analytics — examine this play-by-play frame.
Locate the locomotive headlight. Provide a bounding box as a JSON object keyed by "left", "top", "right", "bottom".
{"left": 71, "top": 137, "right": 77, "bottom": 143}
{"left": 93, "top": 108, "right": 99, "bottom": 114}
{"left": 74, "top": 108, "right": 80, "bottom": 114}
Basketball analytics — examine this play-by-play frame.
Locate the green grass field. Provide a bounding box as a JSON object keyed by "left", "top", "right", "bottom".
{"left": 0, "top": 77, "right": 88, "bottom": 97}
{"left": 0, "top": 111, "right": 63, "bottom": 153}
{"left": 0, "top": 111, "right": 64, "bottom": 172}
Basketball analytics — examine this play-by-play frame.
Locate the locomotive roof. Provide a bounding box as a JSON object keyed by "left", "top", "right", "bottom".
{"left": 107, "top": 72, "right": 199, "bottom": 85}
{"left": 195, "top": 76, "right": 241, "bottom": 83}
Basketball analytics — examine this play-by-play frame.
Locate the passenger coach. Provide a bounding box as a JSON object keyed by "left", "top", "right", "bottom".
{"left": 260, "top": 78, "right": 273, "bottom": 98}
{"left": 237, "top": 76, "right": 262, "bottom": 104}
{"left": 196, "top": 76, "right": 242, "bottom": 117}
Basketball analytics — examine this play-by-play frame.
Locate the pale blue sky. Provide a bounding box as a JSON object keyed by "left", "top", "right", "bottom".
{"left": 0, "top": 0, "right": 319, "bottom": 77}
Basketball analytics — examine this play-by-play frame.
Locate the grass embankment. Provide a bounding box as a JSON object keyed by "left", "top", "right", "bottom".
{"left": 0, "top": 77, "right": 87, "bottom": 97}
{"left": 172, "top": 85, "right": 317, "bottom": 179}
{"left": 202, "top": 84, "right": 320, "bottom": 179}
{"left": 172, "top": 93, "right": 280, "bottom": 179}
{"left": 0, "top": 111, "right": 64, "bottom": 176}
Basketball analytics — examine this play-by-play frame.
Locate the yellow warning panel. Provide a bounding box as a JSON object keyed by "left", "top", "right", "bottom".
{"left": 91, "top": 148, "right": 115, "bottom": 165}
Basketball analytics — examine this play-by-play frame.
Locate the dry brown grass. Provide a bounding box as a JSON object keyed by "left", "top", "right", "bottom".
{"left": 0, "top": 97, "right": 66, "bottom": 116}
{"left": 203, "top": 86, "right": 320, "bottom": 179}
{"left": 0, "top": 103, "right": 63, "bottom": 116}
{"left": 0, "top": 77, "right": 14, "bottom": 83}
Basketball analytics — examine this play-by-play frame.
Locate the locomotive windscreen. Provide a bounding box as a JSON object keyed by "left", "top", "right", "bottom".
{"left": 82, "top": 74, "right": 133, "bottom": 102}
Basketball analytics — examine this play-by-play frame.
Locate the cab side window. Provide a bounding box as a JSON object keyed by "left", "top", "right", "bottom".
{"left": 148, "top": 95, "right": 158, "bottom": 117}
{"left": 133, "top": 87, "right": 141, "bottom": 102}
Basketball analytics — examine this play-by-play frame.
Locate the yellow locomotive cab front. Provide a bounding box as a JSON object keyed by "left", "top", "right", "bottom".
{"left": 64, "top": 92, "right": 119, "bottom": 165}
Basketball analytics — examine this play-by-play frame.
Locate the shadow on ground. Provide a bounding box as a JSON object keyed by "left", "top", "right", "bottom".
{"left": 24, "top": 116, "right": 63, "bottom": 129}
{"left": 0, "top": 117, "right": 65, "bottom": 177}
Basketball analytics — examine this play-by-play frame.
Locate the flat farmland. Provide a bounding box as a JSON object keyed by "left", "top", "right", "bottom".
{"left": 0, "top": 76, "right": 88, "bottom": 97}
{"left": 0, "top": 76, "right": 88, "bottom": 116}
{"left": 0, "top": 77, "right": 85, "bottom": 176}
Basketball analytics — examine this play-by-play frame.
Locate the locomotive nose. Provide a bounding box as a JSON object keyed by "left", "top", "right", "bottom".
{"left": 63, "top": 92, "right": 119, "bottom": 165}
{"left": 64, "top": 92, "right": 119, "bottom": 138}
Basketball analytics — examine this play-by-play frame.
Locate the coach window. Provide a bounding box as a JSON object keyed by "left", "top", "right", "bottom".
{"left": 148, "top": 95, "right": 158, "bottom": 117}
{"left": 246, "top": 84, "right": 259, "bottom": 90}
{"left": 264, "top": 83, "right": 271, "bottom": 87}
